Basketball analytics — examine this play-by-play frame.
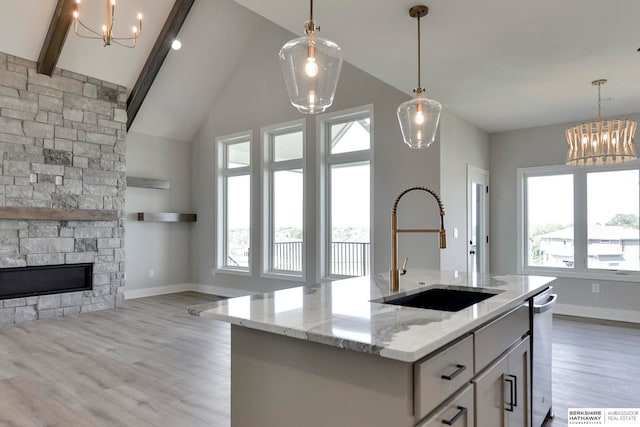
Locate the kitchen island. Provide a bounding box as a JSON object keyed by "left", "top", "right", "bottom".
{"left": 190, "top": 270, "right": 554, "bottom": 427}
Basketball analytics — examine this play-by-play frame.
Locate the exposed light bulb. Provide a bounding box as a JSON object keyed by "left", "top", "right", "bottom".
{"left": 73, "top": 10, "right": 79, "bottom": 18}
{"left": 76, "top": 0, "right": 81, "bottom": 3}
{"left": 304, "top": 57, "right": 318, "bottom": 77}
{"left": 171, "top": 39, "right": 182, "bottom": 50}
{"left": 111, "top": 0, "right": 115, "bottom": 5}
{"left": 417, "top": 130, "right": 422, "bottom": 140}
{"left": 102, "top": 25, "right": 107, "bottom": 33}
{"left": 137, "top": 13, "right": 143, "bottom": 20}
{"left": 308, "top": 91, "right": 316, "bottom": 105}
{"left": 132, "top": 26, "right": 137, "bottom": 34}
{"left": 414, "top": 110, "right": 425, "bottom": 125}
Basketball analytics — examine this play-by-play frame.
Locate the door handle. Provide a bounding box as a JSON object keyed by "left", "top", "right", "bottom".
{"left": 533, "top": 294, "right": 558, "bottom": 313}
{"left": 505, "top": 375, "right": 515, "bottom": 412}
{"left": 441, "top": 406, "right": 467, "bottom": 425}
{"left": 469, "top": 250, "right": 476, "bottom": 255}
{"left": 509, "top": 374, "right": 518, "bottom": 408}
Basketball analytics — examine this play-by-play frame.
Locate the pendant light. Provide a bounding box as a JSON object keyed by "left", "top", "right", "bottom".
{"left": 566, "top": 79, "right": 637, "bottom": 166}
{"left": 279, "top": 0, "right": 343, "bottom": 114}
{"left": 397, "top": 5, "right": 442, "bottom": 149}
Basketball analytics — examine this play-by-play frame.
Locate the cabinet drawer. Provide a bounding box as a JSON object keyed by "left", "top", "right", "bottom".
{"left": 415, "top": 335, "right": 474, "bottom": 420}
{"left": 474, "top": 305, "right": 529, "bottom": 373}
{"left": 417, "top": 383, "right": 475, "bottom": 427}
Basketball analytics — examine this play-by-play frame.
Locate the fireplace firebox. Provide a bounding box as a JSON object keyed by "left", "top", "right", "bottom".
{"left": 0, "top": 263, "right": 93, "bottom": 300}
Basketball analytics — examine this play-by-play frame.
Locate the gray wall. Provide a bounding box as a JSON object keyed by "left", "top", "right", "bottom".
{"left": 439, "top": 110, "right": 490, "bottom": 272}
{"left": 189, "top": 10, "right": 443, "bottom": 293}
{"left": 490, "top": 114, "right": 640, "bottom": 322}
{"left": 124, "top": 132, "right": 192, "bottom": 297}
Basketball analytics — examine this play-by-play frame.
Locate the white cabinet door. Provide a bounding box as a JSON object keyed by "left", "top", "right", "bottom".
{"left": 474, "top": 337, "right": 531, "bottom": 427}
{"left": 474, "top": 354, "right": 508, "bottom": 427}
{"left": 508, "top": 337, "right": 530, "bottom": 427}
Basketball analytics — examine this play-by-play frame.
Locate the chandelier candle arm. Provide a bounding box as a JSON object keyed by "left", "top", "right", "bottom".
{"left": 566, "top": 79, "right": 637, "bottom": 166}
{"left": 397, "top": 5, "right": 442, "bottom": 149}
{"left": 73, "top": 0, "right": 143, "bottom": 48}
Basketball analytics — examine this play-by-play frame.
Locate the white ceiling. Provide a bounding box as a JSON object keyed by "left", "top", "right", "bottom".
{"left": 235, "top": 0, "right": 640, "bottom": 133}
{"left": 1, "top": 0, "right": 639, "bottom": 138}
{"left": 0, "top": 0, "right": 174, "bottom": 90}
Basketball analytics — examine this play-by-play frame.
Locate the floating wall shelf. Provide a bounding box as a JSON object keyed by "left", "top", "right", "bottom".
{"left": 137, "top": 212, "right": 197, "bottom": 222}
{"left": 0, "top": 207, "right": 118, "bottom": 221}
{"left": 126, "top": 176, "right": 170, "bottom": 190}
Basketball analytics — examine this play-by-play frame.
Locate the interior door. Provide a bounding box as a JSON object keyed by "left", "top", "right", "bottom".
{"left": 467, "top": 166, "right": 490, "bottom": 275}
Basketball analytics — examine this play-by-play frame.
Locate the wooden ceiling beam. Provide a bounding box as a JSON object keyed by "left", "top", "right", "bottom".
{"left": 37, "top": 0, "right": 75, "bottom": 76}
{"left": 126, "top": 0, "right": 196, "bottom": 130}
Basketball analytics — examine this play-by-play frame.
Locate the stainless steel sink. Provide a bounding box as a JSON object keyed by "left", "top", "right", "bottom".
{"left": 379, "top": 287, "right": 501, "bottom": 312}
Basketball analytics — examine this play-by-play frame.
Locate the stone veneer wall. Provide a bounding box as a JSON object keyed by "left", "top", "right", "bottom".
{"left": 0, "top": 52, "right": 126, "bottom": 324}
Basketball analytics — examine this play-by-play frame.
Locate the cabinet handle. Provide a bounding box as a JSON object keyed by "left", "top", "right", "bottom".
{"left": 504, "top": 375, "right": 515, "bottom": 412}
{"left": 508, "top": 374, "right": 518, "bottom": 407}
{"left": 441, "top": 364, "right": 466, "bottom": 381}
{"left": 442, "top": 406, "right": 467, "bottom": 425}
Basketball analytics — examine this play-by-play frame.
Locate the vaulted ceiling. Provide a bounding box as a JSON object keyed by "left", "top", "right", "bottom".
{"left": 1, "top": 0, "right": 639, "bottom": 141}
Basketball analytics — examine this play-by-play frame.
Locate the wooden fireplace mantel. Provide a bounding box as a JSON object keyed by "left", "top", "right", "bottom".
{"left": 0, "top": 207, "right": 118, "bottom": 221}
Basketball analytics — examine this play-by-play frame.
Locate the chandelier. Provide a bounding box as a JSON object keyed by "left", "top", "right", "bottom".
{"left": 73, "top": 0, "right": 143, "bottom": 48}
{"left": 397, "top": 5, "right": 441, "bottom": 149}
{"left": 279, "top": 0, "right": 343, "bottom": 114}
{"left": 566, "top": 79, "right": 637, "bottom": 166}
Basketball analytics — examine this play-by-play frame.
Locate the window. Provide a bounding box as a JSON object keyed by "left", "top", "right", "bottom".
{"left": 519, "top": 164, "right": 640, "bottom": 278}
{"left": 263, "top": 121, "right": 305, "bottom": 277}
{"left": 217, "top": 133, "right": 251, "bottom": 272}
{"left": 319, "top": 107, "right": 373, "bottom": 278}
{"left": 586, "top": 169, "right": 639, "bottom": 271}
{"left": 525, "top": 174, "right": 574, "bottom": 269}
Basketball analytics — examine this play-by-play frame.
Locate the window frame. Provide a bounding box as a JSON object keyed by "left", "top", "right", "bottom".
{"left": 260, "top": 119, "right": 307, "bottom": 281}
{"left": 215, "top": 131, "right": 252, "bottom": 276}
{"left": 317, "top": 105, "right": 374, "bottom": 281}
{"left": 517, "top": 163, "right": 640, "bottom": 281}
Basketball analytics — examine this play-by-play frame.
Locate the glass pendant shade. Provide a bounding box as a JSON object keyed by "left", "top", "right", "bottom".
{"left": 279, "top": 33, "right": 343, "bottom": 114}
{"left": 566, "top": 119, "right": 637, "bottom": 166}
{"left": 397, "top": 95, "right": 442, "bottom": 148}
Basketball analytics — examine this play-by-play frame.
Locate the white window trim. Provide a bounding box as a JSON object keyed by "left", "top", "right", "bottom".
{"left": 215, "top": 131, "right": 252, "bottom": 276}
{"left": 260, "top": 119, "right": 307, "bottom": 281}
{"left": 517, "top": 163, "right": 640, "bottom": 282}
{"left": 316, "top": 104, "right": 374, "bottom": 281}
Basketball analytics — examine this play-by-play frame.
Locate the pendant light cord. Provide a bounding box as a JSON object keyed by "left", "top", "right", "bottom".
{"left": 310, "top": 0, "right": 314, "bottom": 22}
{"left": 597, "top": 82, "right": 602, "bottom": 121}
{"left": 417, "top": 14, "right": 422, "bottom": 91}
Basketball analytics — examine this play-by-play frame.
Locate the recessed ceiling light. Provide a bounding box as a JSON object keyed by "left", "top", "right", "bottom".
{"left": 171, "top": 39, "right": 182, "bottom": 50}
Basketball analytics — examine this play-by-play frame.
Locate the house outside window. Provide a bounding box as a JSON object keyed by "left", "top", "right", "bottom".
{"left": 318, "top": 106, "right": 373, "bottom": 279}
{"left": 518, "top": 165, "right": 640, "bottom": 279}
{"left": 262, "top": 120, "right": 306, "bottom": 279}
{"left": 216, "top": 132, "right": 252, "bottom": 273}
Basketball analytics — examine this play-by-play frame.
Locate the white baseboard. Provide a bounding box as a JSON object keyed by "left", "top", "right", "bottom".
{"left": 124, "top": 283, "right": 256, "bottom": 300}
{"left": 555, "top": 303, "right": 640, "bottom": 324}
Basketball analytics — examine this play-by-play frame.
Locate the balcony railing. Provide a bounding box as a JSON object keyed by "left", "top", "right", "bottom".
{"left": 273, "top": 241, "right": 370, "bottom": 277}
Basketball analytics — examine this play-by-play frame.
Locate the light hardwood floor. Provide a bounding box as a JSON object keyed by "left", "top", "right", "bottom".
{"left": 0, "top": 292, "right": 230, "bottom": 427}
{"left": 0, "top": 292, "right": 638, "bottom": 426}
{"left": 546, "top": 316, "right": 640, "bottom": 426}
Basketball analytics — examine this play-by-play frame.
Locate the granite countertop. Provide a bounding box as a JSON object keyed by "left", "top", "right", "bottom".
{"left": 189, "top": 270, "right": 554, "bottom": 362}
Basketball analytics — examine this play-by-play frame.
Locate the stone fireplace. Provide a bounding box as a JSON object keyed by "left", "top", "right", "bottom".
{"left": 0, "top": 52, "right": 126, "bottom": 324}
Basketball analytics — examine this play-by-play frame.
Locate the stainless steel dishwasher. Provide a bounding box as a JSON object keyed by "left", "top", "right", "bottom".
{"left": 532, "top": 286, "right": 558, "bottom": 427}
